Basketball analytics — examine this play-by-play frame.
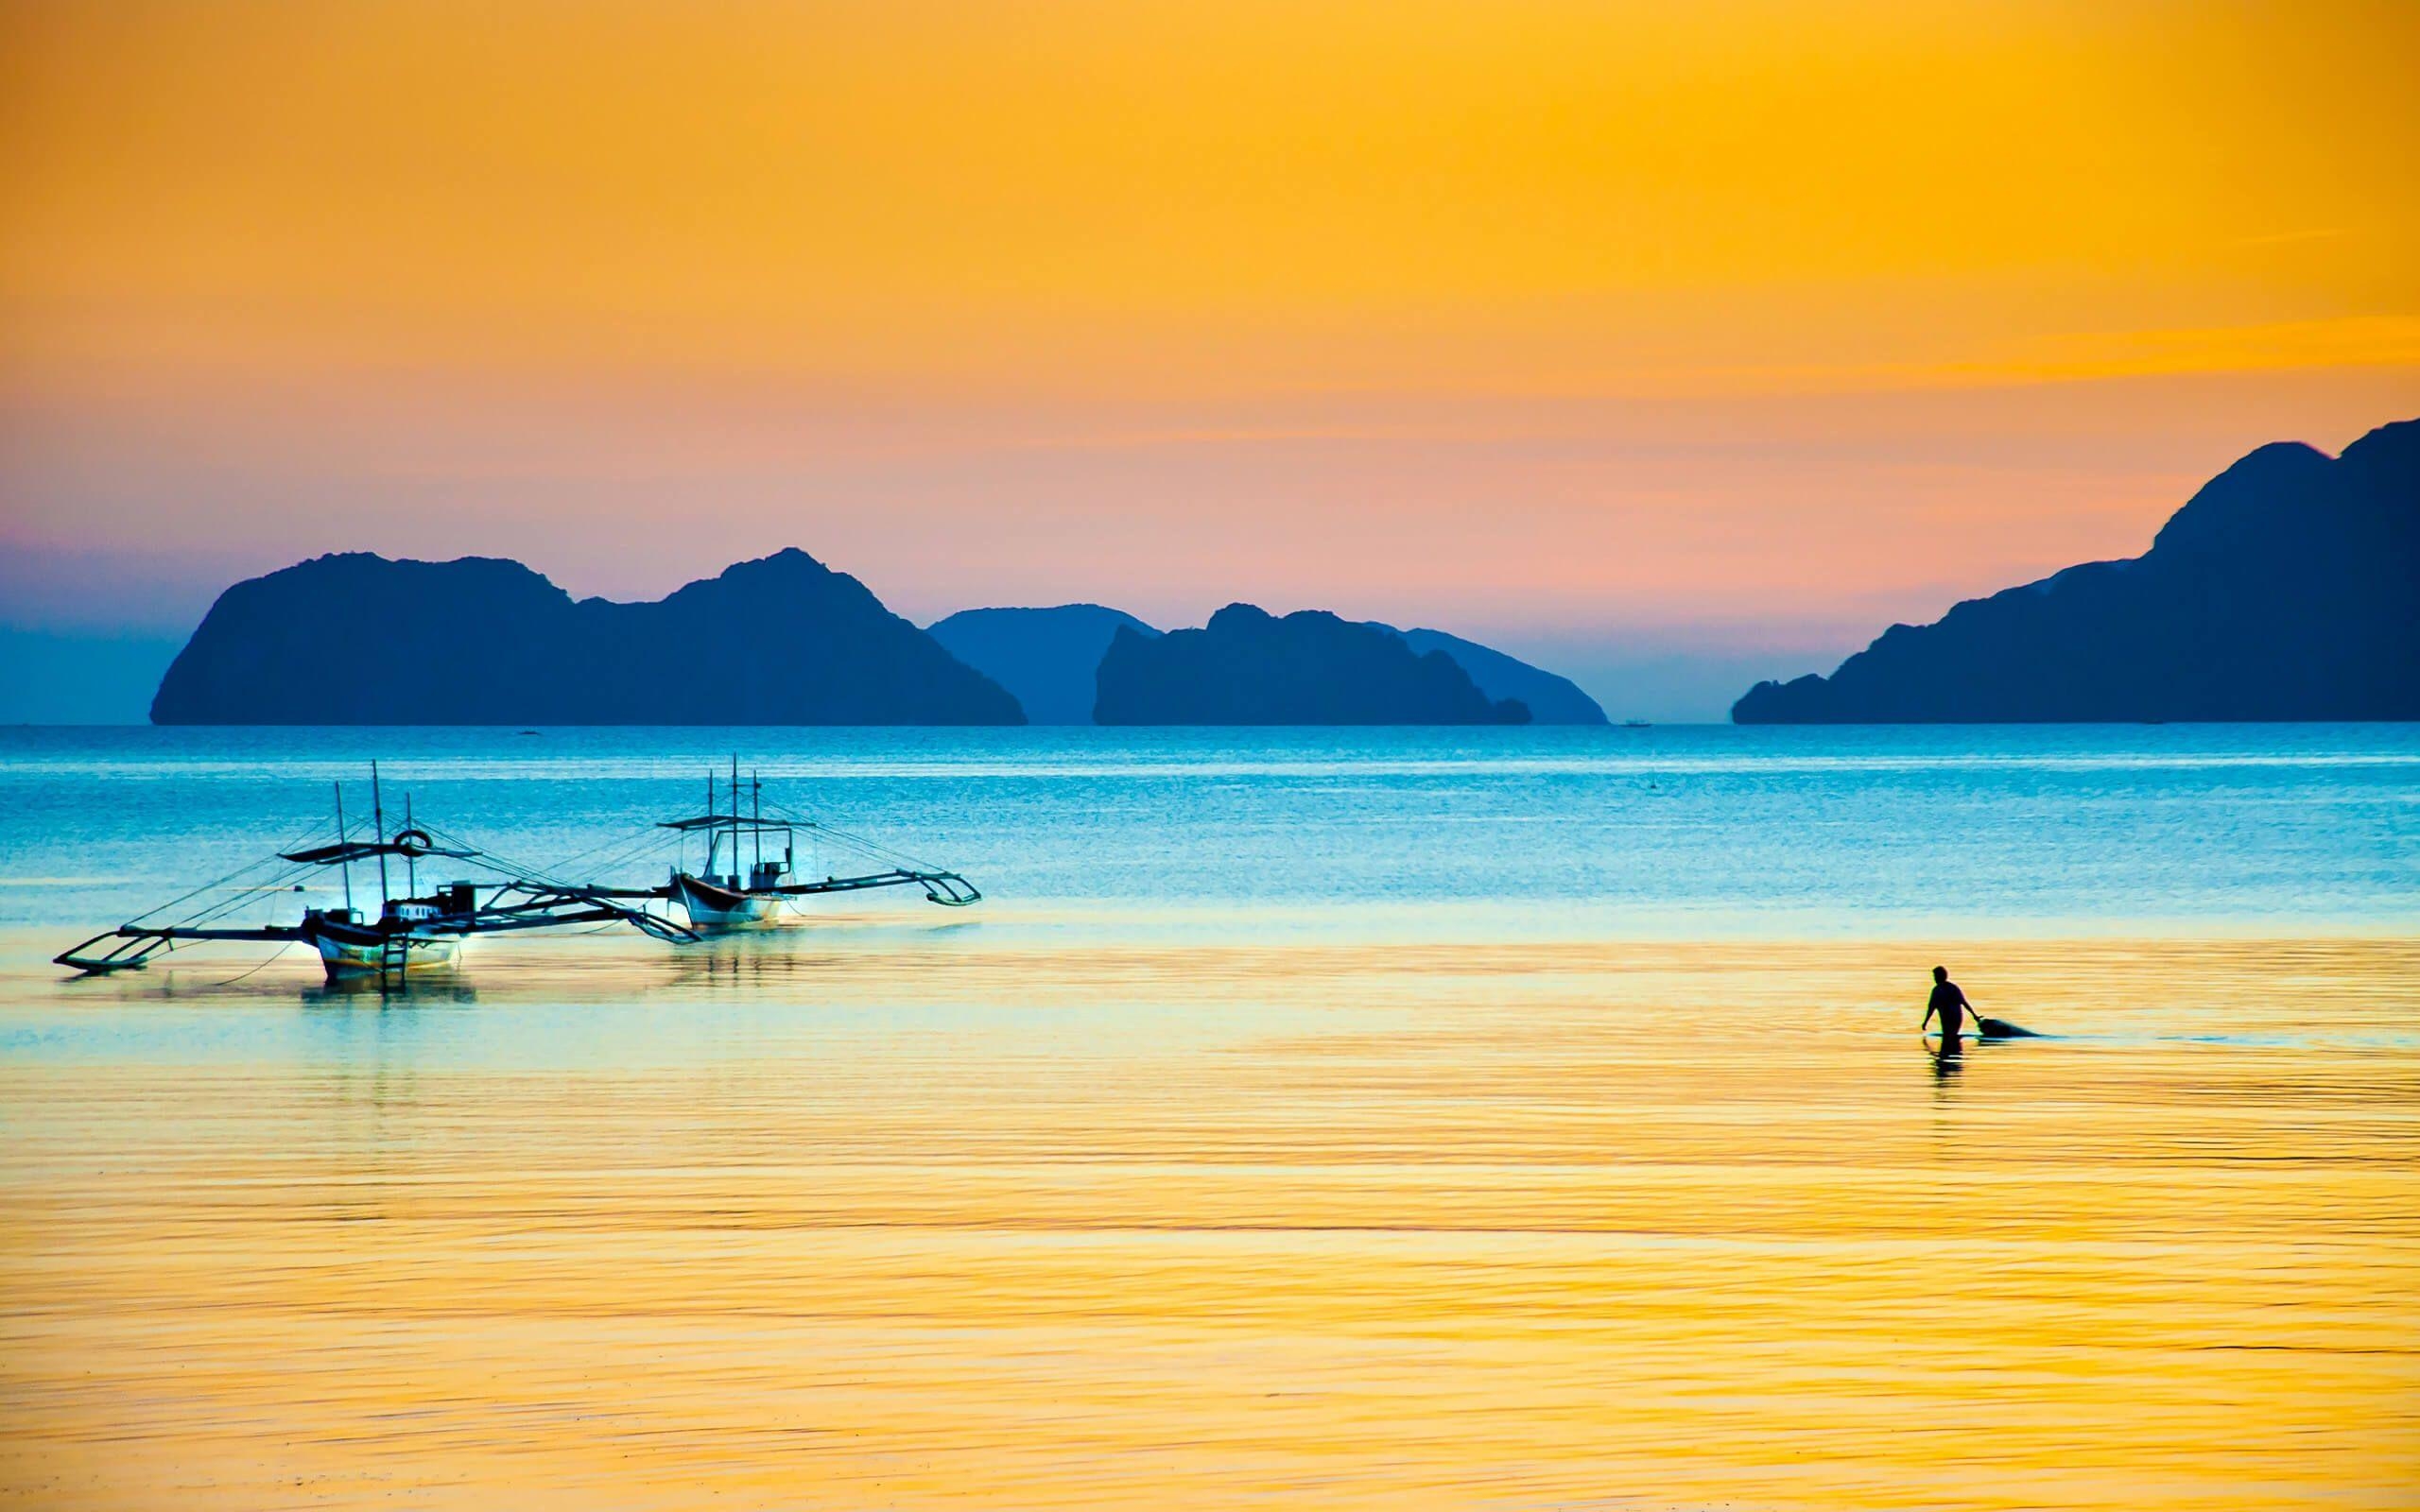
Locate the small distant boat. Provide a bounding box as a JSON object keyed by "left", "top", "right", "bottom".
{"left": 652, "top": 760, "right": 980, "bottom": 932}
{"left": 55, "top": 765, "right": 700, "bottom": 982}
{"left": 1623, "top": 719, "right": 1652, "bottom": 728}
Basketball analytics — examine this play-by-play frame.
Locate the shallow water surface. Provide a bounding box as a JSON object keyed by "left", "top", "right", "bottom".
{"left": 1, "top": 729, "right": 2415, "bottom": 1508}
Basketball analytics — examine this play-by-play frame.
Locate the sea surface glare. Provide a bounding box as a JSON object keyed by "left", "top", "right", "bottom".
{"left": 1, "top": 725, "right": 2414, "bottom": 1509}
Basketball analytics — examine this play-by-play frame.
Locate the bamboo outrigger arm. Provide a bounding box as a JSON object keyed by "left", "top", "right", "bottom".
{"left": 468, "top": 885, "right": 706, "bottom": 942}
{"left": 624, "top": 868, "right": 981, "bottom": 907}
{"left": 577, "top": 868, "right": 981, "bottom": 908}
{"left": 53, "top": 889, "right": 702, "bottom": 973}
{"left": 753, "top": 867, "right": 980, "bottom": 906}
{"left": 53, "top": 922, "right": 305, "bottom": 972}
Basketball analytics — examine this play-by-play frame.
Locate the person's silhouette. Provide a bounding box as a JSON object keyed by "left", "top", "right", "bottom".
{"left": 1921, "top": 965, "right": 1971, "bottom": 1045}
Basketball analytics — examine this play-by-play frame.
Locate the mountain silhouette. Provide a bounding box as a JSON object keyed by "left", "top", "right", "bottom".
{"left": 927, "top": 605, "right": 1162, "bottom": 725}
{"left": 1735, "top": 420, "right": 2420, "bottom": 723}
{"left": 1368, "top": 625, "right": 1607, "bottom": 724}
{"left": 929, "top": 605, "right": 1600, "bottom": 725}
{"left": 1094, "top": 604, "right": 1530, "bottom": 725}
{"left": 151, "top": 548, "right": 1026, "bottom": 725}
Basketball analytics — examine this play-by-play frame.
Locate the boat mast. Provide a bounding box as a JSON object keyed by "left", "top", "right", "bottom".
{"left": 752, "top": 768, "right": 762, "bottom": 877}
{"left": 333, "top": 782, "right": 354, "bottom": 913}
{"left": 403, "top": 792, "right": 418, "bottom": 897}
{"left": 370, "top": 762, "right": 390, "bottom": 910}
{"left": 730, "top": 753, "right": 740, "bottom": 884}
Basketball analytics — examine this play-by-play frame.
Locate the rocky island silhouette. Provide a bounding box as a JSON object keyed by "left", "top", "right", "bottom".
{"left": 925, "top": 605, "right": 1162, "bottom": 726}
{"left": 147, "top": 418, "right": 2416, "bottom": 728}
{"left": 1735, "top": 419, "right": 2419, "bottom": 723}
{"left": 154, "top": 557, "right": 1582, "bottom": 726}
{"left": 931, "top": 606, "right": 1604, "bottom": 725}
{"left": 151, "top": 548, "right": 1027, "bottom": 726}
{"left": 1094, "top": 605, "right": 1531, "bottom": 725}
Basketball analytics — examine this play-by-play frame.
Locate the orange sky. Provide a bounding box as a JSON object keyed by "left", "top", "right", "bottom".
{"left": 2, "top": 0, "right": 2415, "bottom": 709}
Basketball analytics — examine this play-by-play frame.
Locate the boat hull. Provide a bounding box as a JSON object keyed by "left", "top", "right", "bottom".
{"left": 308, "top": 924, "right": 464, "bottom": 978}
{"left": 671, "top": 873, "right": 786, "bottom": 931}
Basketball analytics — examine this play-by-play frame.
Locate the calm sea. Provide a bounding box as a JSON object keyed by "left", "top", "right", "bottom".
{"left": 2, "top": 723, "right": 2414, "bottom": 939}
{"left": 3, "top": 725, "right": 2415, "bottom": 1510}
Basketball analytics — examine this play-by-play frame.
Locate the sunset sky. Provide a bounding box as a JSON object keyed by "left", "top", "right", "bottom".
{"left": 3, "top": 0, "right": 2415, "bottom": 717}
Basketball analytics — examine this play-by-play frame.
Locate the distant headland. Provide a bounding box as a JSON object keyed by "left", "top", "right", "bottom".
{"left": 151, "top": 549, "right": 1026, "bottom": 726}
{"left": 1735, "top": 418, "right": 2419, "bottom": 724}
{"left": 1095, "top": 605, "right": 1532, "bottom": 726}
{"left": 925, "top": 605, "right": 1161, "bottom": 726}
{"left": 929, "top": 605, "right": 1604, "bottom": 725}
{"left": 145, "top": 416, "right": 2416, "bottom": 727}
{"left": 151, "top": 554, "right": 1596, "bottom": 726}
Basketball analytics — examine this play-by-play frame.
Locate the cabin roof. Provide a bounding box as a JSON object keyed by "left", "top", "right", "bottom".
{"left": 280, "top": 840, "right": 476, "bottom": 864}
{"left": 655, "top": 816, "right": 800, "bottom": 833}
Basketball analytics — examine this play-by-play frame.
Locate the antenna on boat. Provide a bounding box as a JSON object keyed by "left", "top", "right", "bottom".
{"left": 333, "top": 782, "right": 354, "bottom": 914}
{"left": 752, "top": 768, "right": 762, "bottom": 875}
{"left": 370, "top": 762, "right": 391, "bottom": 909}
{"left": 404, "top": 792, "right": 418, "bottom": 897}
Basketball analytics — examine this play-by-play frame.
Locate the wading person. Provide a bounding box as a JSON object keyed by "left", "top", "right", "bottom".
{"left": 1922, "top": 965, "right": 1971, "bottom": 1043}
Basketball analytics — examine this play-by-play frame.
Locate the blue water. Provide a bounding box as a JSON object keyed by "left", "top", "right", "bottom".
{"left": 1, "top": 724, "right": 2413, "bottom": 942}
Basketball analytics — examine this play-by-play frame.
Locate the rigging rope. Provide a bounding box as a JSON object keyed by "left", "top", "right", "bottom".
{"left": 204, "top": 939, "right": 298, "bottom": 987}
{"left": 756, "top": 798, "right": 956, "bottom": 874}
{"left": 127, "top": 806, "right": 354, "bottom": 933}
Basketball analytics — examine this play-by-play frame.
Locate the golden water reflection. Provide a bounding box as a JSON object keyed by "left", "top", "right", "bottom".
{"left": 3, "top": 931, "right": 2414, "bottom": 1508}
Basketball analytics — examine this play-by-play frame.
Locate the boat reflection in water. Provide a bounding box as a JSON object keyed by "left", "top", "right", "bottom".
{"left": 300, "top": 971, "right": 481, "bottom": 1007}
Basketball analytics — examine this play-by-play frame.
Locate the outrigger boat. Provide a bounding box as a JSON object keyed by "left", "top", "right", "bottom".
{"left": 54, "top": 765, "right": 701, "bottom": 981}
{"left": 640, "top": 760, "right": 979, "bottom": 932}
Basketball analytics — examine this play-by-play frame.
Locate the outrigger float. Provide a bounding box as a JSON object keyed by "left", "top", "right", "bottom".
{"left": 54, "top": 761, "right": 981, "bottom": 983}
